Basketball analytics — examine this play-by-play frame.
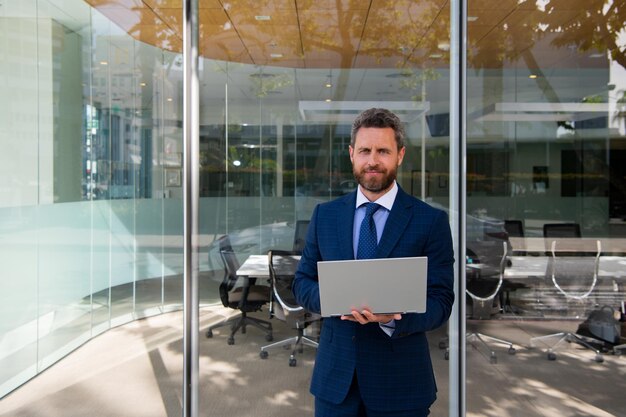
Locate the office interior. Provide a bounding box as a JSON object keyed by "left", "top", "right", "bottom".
{"left": 1, "top": 0, "right": 625, "bottom": 416}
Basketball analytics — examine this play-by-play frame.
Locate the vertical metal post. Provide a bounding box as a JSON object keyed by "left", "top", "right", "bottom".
{"left": 182, "top": 1, "right": 199, "bottom": 417}
{"left": 449, "top": 0, "right": 467, "bottom": 416}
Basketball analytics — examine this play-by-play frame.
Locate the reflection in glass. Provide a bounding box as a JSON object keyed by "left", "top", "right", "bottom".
{"left": 466, "top": 1, "right": 626, "bottom": 416}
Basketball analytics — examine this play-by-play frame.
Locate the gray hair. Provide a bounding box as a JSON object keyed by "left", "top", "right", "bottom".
{"left": 350, "top": 108, "right": 406, "bottom": 149}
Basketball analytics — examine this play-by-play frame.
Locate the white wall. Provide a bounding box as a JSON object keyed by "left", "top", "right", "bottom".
{"left": 0, "top": 17, "right": 55, "bottom": 208}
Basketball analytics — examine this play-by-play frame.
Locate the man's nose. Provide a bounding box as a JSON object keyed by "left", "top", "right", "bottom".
{"left": 367, "top": 154, "right": 379, "bottom": 166}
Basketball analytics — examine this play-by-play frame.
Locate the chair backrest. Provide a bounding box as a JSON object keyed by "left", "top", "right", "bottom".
{"left": 466, "top": 241, "right": 508, "bottom": 302}
{"left": 220, "top": 249, "right": 240, "bottom": 280}
{"left": 292, "top": 220, "right": 310, "bottom": 254}
{"left": 267, "top": 249, "right": 310, "bottom": 324}
{"left": 214, "top": 235, "right": 240, "bottom": 306}
{"left": 504, "top": 220, "right": 524, "bottom": 237}
{"left": 543, "top": 223, "right": 581, "bottom": 238}
{"left": 548, "top": 240, "right": 601, "bottom": 300}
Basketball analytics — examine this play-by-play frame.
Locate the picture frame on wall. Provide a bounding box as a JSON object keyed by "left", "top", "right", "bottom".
{"left": 163, "top": 152, "right": 182, "bottom": 167}
{"left": 165, "top": 169, "right": 181, "bottom": 187}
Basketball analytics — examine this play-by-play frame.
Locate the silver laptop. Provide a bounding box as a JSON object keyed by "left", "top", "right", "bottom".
{"left": 317, "top": 257, "right": 428, "bottom": 317}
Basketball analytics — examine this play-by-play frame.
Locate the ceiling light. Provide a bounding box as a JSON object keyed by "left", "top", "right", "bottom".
{"left": 589, "top": 53, "right": 604, "bottom": 58}
{"left": 468, "top": 16, "right": 478, "bottom": 22}
{"left": 472, "top": 102, "right": 609, "bottom": 122}
{"left": 100, "top": 61, "right": 108, "bottom": 65}
{"left": 529, "top": 74, "right": 538, "bottom": 79}
{"left": 249, "top": 72, "right": 276, "bottom": 78}
{"left": 299, "top": 100, "right": 430, "bottom": 123}
{"left": 167, "top": 98, "right": 173, "bottom": 102}
{"left": 437, "top": 42, "right": 450, "bottom": 51}
{"left": 429, "top": 53, "right": 443, "bottom": 59}
{"left": 325, "top": 72, "right": 333, "bottom": 88}
{"left": 255, "top": 15, "right": 271, "bottom": 21}
{"left": 270, "top": 53, "right": 283, "bottom": 58}
{"left": 139, "top": 82, "right": 146, "bottom": 87}
{"left": 385, "top": 72, "right": 412, "bottom": 78}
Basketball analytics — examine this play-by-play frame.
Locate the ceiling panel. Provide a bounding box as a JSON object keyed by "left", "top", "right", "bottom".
{"left": 87, "top": 0, "right": 146, "bottom": 9}
{"left": 82, "top": 0, "right": 612, "bottom": 70}
{"left": 143, "top": 0, "right": 182, "bottom": 7}
{"left": 296, "top": 0, "right": 371, "bottom": 11}
{"left": 224, "top": 0, "right": 297, "bottom": 11}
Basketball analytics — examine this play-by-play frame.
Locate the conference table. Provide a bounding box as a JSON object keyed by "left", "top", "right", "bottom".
{"left": 505, "top": 237, "right": 626, "bottom": 279}
{"left": 236, "top": 254, "right": 301, "bottom": 279}
{"left": 236, "top": 244, "right": 625, "bottom": 281}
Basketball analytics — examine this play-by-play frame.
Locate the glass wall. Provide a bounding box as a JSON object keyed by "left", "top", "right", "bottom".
{"left": 1, "top": 0, "right": 456, "bottom": 410}
{"left": 2, "top": 0, "right": 624, "bottom": 416}
{"left": 464, "top": 1, "right": 626, "bottom": 416}
{"left": 195, "top": 2, "right": 454, "bottom": 413}
{"left": 0, "top": 0, "right": 186, "bottom": 397}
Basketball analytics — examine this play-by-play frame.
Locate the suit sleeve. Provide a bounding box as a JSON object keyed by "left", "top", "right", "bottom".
{"left": 293, "top": 205, "right": 322, "bottom": 314}
{"left": 393, "top": 209, "right": 455, "bottom": 337}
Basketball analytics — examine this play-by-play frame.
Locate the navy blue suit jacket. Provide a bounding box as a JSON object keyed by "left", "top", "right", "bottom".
{"left": 293, "top": 186, "right": 455, "bottom": 412}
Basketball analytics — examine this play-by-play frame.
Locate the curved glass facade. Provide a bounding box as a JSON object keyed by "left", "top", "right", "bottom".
{"left": 0, "top": 0, "right": 186, "bottom": 396}
{"left": 1, "top": 1, "right": 625, "bottom": 416}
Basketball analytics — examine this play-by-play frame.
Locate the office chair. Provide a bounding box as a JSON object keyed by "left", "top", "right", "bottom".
{"left": 441, "top": 242, "right": 517, "bottom": 363}
{"left": 543, "top": 222, "right": 582, "bottom": 257}
{"left": 292, "top": 220, "right": 310, "bottom": 254}
{"left": 464, "top": 241, "right": 517, "bottom": 363}
{"left": 260, "top": 249, "right": 320, "bottom": 366}
{"left": 205, "top": 235, "right": 273, "bottom": 345}
{"left": 499, "top": 219, "right": 531, "bottom": 311}
{"left": 530, "top": 239, "right": 604, "bottom": 362}
{"left": 543, "top": 223, "right": 581, "bottom": 238}
{"left": 504, "top": 220, "right": 524, "bottom": 238}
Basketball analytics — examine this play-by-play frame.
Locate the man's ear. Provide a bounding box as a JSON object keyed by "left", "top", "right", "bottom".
{"left": 397, "top": 146, "right": 406, "bottom": 166}
{"left": 349, "top": 145, "right": 355, "bottom": 163}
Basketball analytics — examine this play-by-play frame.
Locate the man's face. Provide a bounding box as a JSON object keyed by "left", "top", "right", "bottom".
{"left": 349, "top": 127, "right": 405, "bottom": 199}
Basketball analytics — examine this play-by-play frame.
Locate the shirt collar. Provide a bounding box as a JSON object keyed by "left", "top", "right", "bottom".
{"left": 355, "top": 181, "right": 398, "bottom": 211}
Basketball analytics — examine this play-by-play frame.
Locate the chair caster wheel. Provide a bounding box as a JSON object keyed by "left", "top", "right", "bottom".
{"left": 265, "top": 334, "right": 273, "bottom": 342}
{"left": 289, "top": 357, "right": 297, "bottom": 367}
{"left": 444, "top": 350, "right": 449, "bottom": 360}
{"left": 490, "top": 354, "right": 497, "bottom": 364}
{"left": 227, "top": 337, "right": 235, "bottom": 345}
{"left": 439, "top": 341, "right": 447, "bottom": 349}
{"left": 508, "top": 347, "right": 516, "bottom": 355}
{"left": 206, "top": 330, "right": 213, "bottom": 338}
{"left": 547, "top": 352, "right": 556, "bottom": 361}
{"left": 595, "top": 354, "right": 604, "bottom": 363}
{"left": 260, "top": 351, "right": 268, "bottom": 359}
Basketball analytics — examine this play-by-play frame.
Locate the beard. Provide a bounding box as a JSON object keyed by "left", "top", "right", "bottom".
{"left": 353, "top": 165, "right": 397, "bottom": 194}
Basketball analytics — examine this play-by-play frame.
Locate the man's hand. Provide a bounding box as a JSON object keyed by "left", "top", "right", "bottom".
{"left": 340, "top": 309, "right": 402, "bottom": 325}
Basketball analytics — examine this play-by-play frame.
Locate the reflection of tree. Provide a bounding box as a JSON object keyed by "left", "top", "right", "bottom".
{"left": 548, "top": 0, "right": 626, "bottom": 70}
{"left": 468, "top": 0, "right": 626, "bottom": 219}
{"left": 469, "top": 0, "right": 625, "bottom": 70}
{"left": 249, "top": 73, "right": 294, "bottom": 98}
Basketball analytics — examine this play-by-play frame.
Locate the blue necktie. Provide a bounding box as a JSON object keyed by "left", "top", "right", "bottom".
{"left": 357, "top": 203, "right": 381, "bottom": 259}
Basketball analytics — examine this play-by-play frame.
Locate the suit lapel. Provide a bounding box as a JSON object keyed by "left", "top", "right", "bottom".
{"left": 376, "top": 187, "right": 413, "bottom": 258}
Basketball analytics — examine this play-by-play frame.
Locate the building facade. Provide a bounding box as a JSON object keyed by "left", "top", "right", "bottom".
{"left": 1, "top": 0, "right": 625, "bottom": 415}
